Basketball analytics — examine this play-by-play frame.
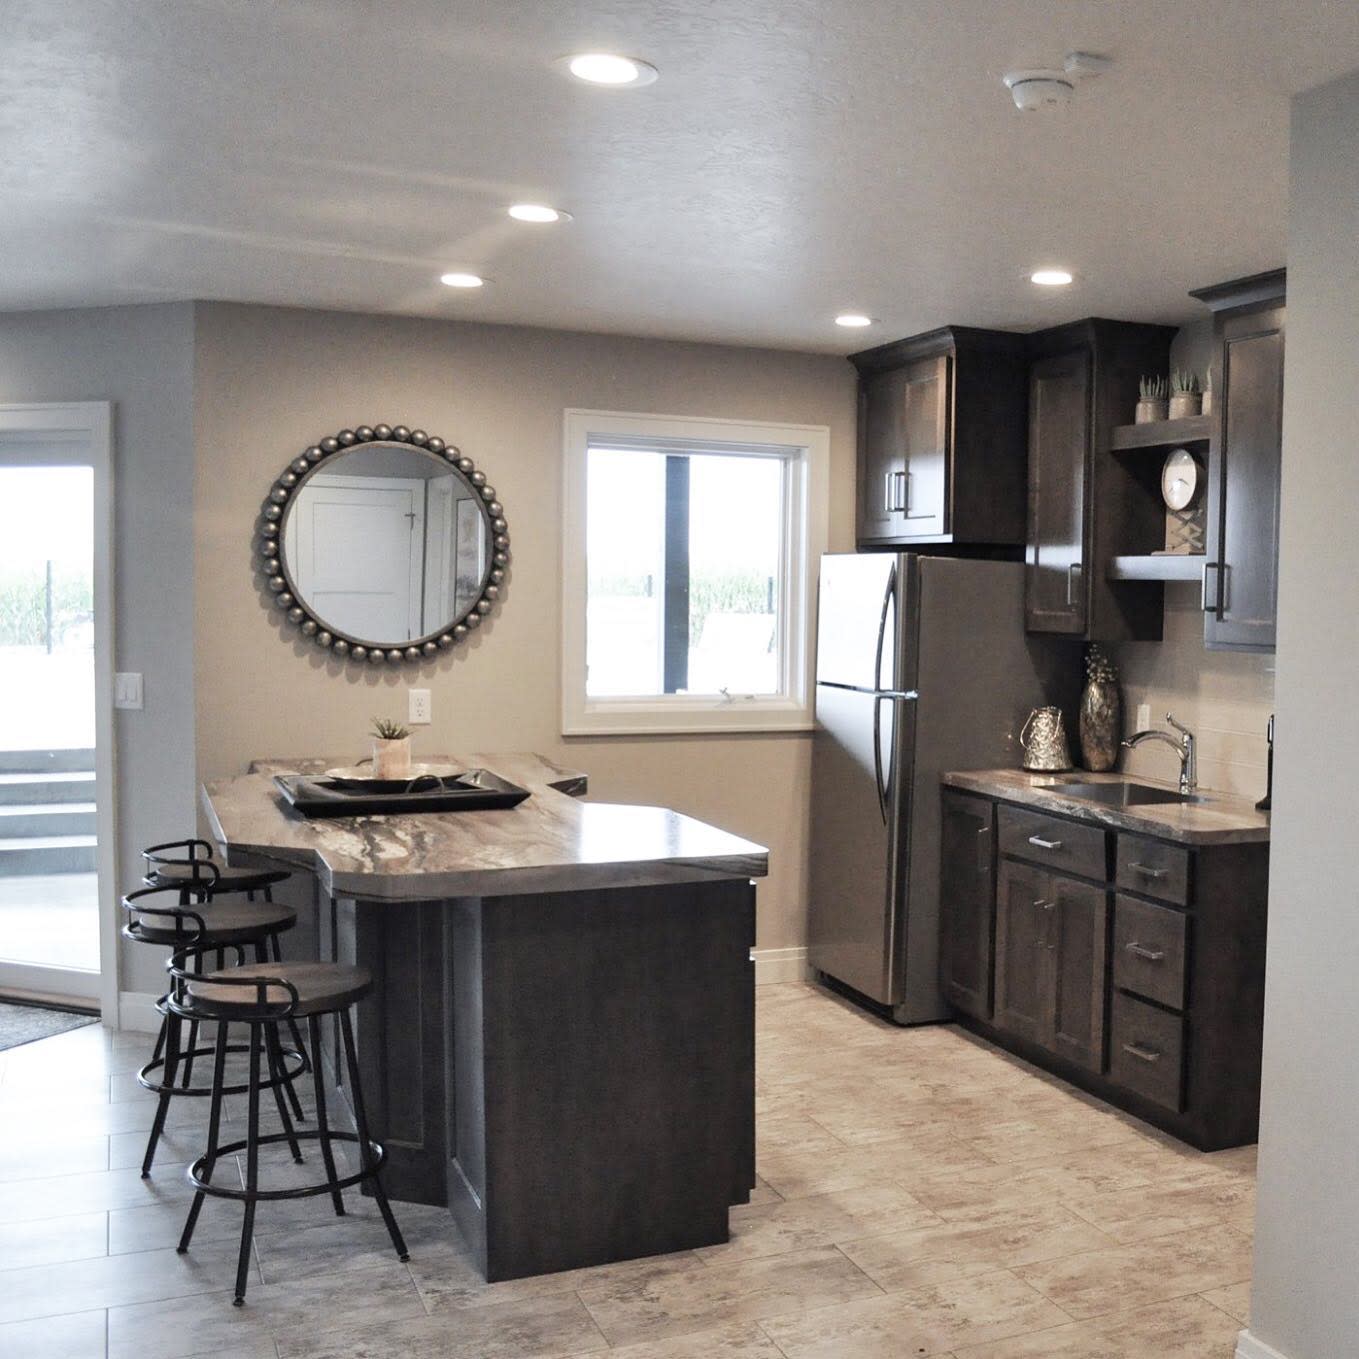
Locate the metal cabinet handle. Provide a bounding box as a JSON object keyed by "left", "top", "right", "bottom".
{"left": 1125, "top": 941, "right": 1166, "bottom": 962}
{"left": 1121, "top": 1041, "right": 1162, "bottom": 1064}
{"left": 1065, "top": 562, "right": 1082, "bottom": 607}
{"left": 884, "top": 471, "right": 894, "bottom": 514}
{"left": 895, "top": 470, "right": 909, "bottom": 512}
{"left": 1128, "top": 862, "right": 1168, "bottom": 879}
{"left": 1028, "top": 835, "right": 1063, "bottom": 851}
{"left": 1201, "top": 560, "right": 1222, "bottom": 614}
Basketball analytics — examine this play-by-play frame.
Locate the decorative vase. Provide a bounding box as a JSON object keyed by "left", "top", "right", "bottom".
{"left": 1135, "top": 398, "right": 1169, "bottom": 424}
{"left": 1168, "top": 391, "right": 1202, "bottom": 420}
{"left": 372, "top": 736, "right": 412, "bottom": 779}
{"left": 1079, "top": 647, "right": 1121, "bottom": 772}
{"left": 1201, "top": 385, "right": 1213, "bottom": 417}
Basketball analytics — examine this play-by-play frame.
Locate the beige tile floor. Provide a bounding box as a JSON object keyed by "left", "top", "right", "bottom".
{"left": 0, "top": 982, "right": 1255, "bottom": 1358}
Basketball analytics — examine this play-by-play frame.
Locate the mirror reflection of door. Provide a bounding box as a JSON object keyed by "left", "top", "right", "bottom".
{"left": 283, "top": 457, "right": 487, "bottom": 645}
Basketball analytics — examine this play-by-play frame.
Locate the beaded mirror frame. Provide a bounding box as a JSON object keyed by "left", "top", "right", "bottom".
{"left": 257, "top": 423, "right": 510, "bottom": 664}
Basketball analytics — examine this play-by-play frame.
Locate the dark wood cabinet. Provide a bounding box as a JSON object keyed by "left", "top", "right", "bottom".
{"left": 938, "top": 791, "right": 994, "bottom": 1020}
{"left": 1191, "top": 271, "right": 1286, "bottom": 652}
{"left": 994, "top": 857, "right": 1108, "bottom": 1072}
{"left": 852, "top": 326, "right": 1028, "bottom": 549}
{"left": 1024, "top": 320, "right": 1175, "bottom": 641}
{"left": 941, "top": 786, "right": 1270, "bottom": 1150}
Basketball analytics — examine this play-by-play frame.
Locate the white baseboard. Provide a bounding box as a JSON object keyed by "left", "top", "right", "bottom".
{"left": 751, "top": 947, "right": 810, "bottom": 985}
{"left": 1237, "top": 1330, "right": 1290, "bottom": 1359}
{"left": 118, "top": 990, "right": 162, "bottom": 1034}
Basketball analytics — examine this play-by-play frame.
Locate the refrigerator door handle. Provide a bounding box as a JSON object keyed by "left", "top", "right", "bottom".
{"left": 873, "top": 693, "right": 887, "bottom": 824}
{"left": 873, "top": 562, "right": 896, "bottom": 693}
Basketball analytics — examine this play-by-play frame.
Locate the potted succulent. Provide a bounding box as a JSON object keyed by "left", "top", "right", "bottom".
{"left": 371, "top": 717, "right": 413, "bottom": 779}
{"left": 1169, "top": 369, "right": 1203, "bottom": 420}
{"left": 1135, "top": 374, "right": 1169, "bottom": 424}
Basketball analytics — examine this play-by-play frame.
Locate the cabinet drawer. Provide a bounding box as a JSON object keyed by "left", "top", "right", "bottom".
{"left": 998, "top": 805, "right": 1106, "bottom": 880}
{"left": 1113, "top": 895, "right": 1188, "bottom": 1010}
{"left": 1116, "top": 834, "right": 1190, "bottom": 905}
{"left": 1109, "top": 991, "right": 1185, "bottom": 1113}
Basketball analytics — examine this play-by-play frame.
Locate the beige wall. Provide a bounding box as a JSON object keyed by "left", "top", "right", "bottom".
{"left": 193, "top": 302, "right": 857, "bottom": 955}
{"left": 1111, "top": 584, "right": 1274, "bottom": 799}
{"left": 1244, "top": 67, "right": 1359, "bottom": 1359}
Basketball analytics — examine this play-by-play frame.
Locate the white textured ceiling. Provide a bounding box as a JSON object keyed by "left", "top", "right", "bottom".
{"left": 4, "top": 0, "right": 1359, "bottom": 351}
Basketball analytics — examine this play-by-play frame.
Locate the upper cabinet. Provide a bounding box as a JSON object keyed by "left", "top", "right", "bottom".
{"left": 1190, "top": 271, "right": 1286, "bottom": 652}
{"left": 851, "top": 327, "right": 1028, "bottom": 549}
{"left": 1024, "top": 320, "right": 1176, "bottom": 641}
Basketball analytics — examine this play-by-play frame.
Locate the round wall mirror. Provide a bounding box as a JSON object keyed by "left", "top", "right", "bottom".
{"left": 257, "top": 424, "right": 509, "bottom": 664}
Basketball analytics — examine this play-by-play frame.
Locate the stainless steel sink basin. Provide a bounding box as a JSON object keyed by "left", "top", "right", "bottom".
{"left": 1048, "top": 781, "right": 1198, "bottom": 808}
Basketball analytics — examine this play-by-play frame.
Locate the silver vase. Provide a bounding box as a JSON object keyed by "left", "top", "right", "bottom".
{"left": 1080, "top": 676, "right": 1121, "bottom": 772}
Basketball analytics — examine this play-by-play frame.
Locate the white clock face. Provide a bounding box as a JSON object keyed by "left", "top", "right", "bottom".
{"left": 1162, "top": 448, "right": 1198, "bottom": 511}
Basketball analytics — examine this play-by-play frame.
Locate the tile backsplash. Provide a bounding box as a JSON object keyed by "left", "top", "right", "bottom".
{"left": 1109, "top": 582, "right": 1275, "bottom": 800}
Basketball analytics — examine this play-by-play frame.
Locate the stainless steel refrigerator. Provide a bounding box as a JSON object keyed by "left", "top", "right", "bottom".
{"left": 809, "top": 553, "right": 1072, "bottom": 1024}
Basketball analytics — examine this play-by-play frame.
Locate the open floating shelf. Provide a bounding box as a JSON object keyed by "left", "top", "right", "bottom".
{"left": 1110, "top": 415, "right": 1213, "bottom": 451}
{"left": 1107, "top": 554, "right": 1205, "bottom": 583}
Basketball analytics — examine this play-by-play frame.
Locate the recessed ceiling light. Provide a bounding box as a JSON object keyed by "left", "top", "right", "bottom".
{"left": 440, "top": 272, "right": 485, "bottom": 288}
{"left": 508, "top": 203, "right": 572, "bottom": 224}
{"left": 561, "top": 53, "right": 659, "bottom": 87}
{"left": 1031, "top": 268, "right": 1075, "bottom": 287}
{"left": 835, "top": 313, "right": 875, "bottom": 328}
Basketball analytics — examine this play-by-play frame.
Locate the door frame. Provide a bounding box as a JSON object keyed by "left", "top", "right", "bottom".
{"left": 0, "top": 402, "right": 117, "bottom": 1020}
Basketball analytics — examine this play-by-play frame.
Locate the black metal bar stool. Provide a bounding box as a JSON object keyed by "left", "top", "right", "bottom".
{"left": 122, "top": 882, "right": 309, "bottom": 1176}
{"left": 169, "top": 953, "right": 409, "bottom": 1305}
{"left": 142, "top": 838, "right": 307, "bottom": 1091}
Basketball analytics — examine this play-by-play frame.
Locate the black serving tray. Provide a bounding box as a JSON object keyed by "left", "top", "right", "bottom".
{"left": 273, "top": 768, "right": 531, "bottom": 818}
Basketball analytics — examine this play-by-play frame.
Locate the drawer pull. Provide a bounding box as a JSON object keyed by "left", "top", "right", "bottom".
{"left": 1121, "top": 1041, "right": 1162, "bottom": 1064}
{"left": 1027, "top": 835, "right": 1063, "bottom": 851}
{"left": 1129, "top": 862, "right": 1168, "bottom": 879}
{"left": 1125, "top": 942, "right": 1166, "bottom": 962}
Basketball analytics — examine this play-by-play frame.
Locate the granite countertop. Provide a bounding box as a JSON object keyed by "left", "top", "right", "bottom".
{"left": 202, "top": 753, "right": 769, "bottom": 900}
{"left": 942, "top": 768, "right": 1271, "bottom": 845}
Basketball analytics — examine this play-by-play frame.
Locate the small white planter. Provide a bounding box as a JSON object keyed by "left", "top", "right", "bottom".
{"left": 372, "top": 736, "right": 412, "bottom": 779}
{"left": 1169, "top": 392, "right": 1202, "bottom": 420}
{"left": 1135, "top": 398, "right": 1169, "bottom": 424}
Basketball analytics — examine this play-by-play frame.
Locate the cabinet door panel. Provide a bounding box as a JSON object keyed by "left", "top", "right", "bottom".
{"left": 1025, "top": 349, "right": 1091, "bottom": 634}
{"left": 1206, "top": 306, "right": 1284, "bottom": 650}
{"left": 858, "top": 368, "right": 906, "bottom": 542}
{"left": 900, "top": 355, "right": 950, "bottom": 538}
{"left": 940, "top": 793, "right": 994, "bottom": 1020}
{"left": 994, "top": 859, "right": 1053, "bottom": 1046}
{"left": 1050, "top": 876, "right": 1110, "bottom": 1073}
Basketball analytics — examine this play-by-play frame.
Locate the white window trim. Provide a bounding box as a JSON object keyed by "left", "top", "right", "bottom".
{"left": 562, "top": 408, "right": 829, "bottom": 736}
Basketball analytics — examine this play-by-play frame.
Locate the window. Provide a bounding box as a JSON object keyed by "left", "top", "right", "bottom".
{"left": 563, "top": 410, "right": 828, "bottom": 734}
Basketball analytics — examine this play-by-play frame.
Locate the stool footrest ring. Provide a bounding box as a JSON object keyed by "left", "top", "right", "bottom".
{"left": 187, "top": 1130, "right": 387, "bottom": 1202}
{"left": 137, "top": 1043, "right": 307, "bottom": 1098}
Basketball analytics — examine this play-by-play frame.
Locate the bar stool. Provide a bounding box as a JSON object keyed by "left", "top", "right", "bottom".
{"left": 168, "top": 952, "right": 409, "bottom": 1305}
{"left": 142, "top": 838, "right": 311, "bottom": 1105}
{"left": 122, "top": 882, "right": 309, "bottom": 1176}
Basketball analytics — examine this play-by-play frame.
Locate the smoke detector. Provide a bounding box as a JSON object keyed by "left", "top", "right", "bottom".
{"left": 1002, "top": 70, "right": 1073, "bottom": 111}
{"left": 1002, "top": 52, "right": 1112, "bottom": 111}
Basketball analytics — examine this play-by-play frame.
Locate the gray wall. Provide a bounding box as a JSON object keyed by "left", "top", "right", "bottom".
{"left": 0, "top": 304, "right": 197, "bottom": 996}
{"left": 193, "top": 303, "right": 858, "bottom": 959}
{"left": 1247, "top": 68, "right": 1359, "bottom": 1359}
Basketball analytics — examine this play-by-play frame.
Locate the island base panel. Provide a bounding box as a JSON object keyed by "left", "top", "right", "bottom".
{"left": 322, "top": 880, "right": 756, "bottom": 1281}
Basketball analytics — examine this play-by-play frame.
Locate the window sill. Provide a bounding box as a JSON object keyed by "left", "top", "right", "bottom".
{"left": 562, "top": 698, "right": 814, "bottom": 737}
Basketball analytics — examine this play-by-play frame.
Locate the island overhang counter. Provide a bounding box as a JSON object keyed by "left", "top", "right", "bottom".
{"left": 201, "top": 754, "right": 768, "bottom": 1282}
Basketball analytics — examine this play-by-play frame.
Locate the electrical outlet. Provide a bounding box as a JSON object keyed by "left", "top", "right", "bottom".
{"left": 114, "top": 673, "right": 143, "bottom": 710}
{"left": 408, "top": 688, "right": 432, "bottom": 725}
{"left": 1135, "top": 703, "right": 1151, "bottom": 733}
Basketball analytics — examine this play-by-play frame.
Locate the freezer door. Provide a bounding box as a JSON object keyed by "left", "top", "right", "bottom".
{"left": 815, "top": 553, "right": 899, "bottom": 691}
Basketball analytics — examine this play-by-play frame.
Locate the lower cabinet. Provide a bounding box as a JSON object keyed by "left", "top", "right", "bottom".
{"left": 994, "top": 859, "right": 1108, "bottom": 1073}
{"left": 940, "top": 790, "right": 1270, "bottom": 1150}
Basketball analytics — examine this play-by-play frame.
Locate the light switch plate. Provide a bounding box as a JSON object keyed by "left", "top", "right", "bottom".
{"left": 114, "top": 673, "right": 144, "bottom": 710}
{"left": 408, "top": 689, "right": 432, "bottom": 725}
{"left": 1135, "top": 703, "right": 1151, "bottom": 733}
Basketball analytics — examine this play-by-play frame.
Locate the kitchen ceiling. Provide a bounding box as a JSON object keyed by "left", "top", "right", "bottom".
{"left": 4, "top": 0, "right": 1359, "bottom": 352}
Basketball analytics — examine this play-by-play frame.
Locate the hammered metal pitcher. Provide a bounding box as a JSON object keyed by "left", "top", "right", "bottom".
{"left": 1020, "top": 706, "right": 1073, "bottom": 771}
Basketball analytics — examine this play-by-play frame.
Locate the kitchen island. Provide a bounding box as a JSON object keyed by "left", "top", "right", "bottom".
{"left": 202, "top": 754, "right": 767, "bottom": 1281}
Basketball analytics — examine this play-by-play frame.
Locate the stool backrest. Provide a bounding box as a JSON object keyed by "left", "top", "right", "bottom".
{"left": 142, "top": 838, "right": 218, "bottom": 884}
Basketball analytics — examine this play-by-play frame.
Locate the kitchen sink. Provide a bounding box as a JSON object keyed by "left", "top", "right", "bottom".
{"left": 1047, "top": 781, "right": 1199, "bottom": 808}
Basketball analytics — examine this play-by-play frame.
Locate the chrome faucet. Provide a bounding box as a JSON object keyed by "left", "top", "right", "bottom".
{"left": 1124, "top": 712, "right": 1197, "bottom": 795}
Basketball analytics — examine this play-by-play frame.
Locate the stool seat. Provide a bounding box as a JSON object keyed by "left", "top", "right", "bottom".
{"left": 129, "top": 900, "right": 297, "bottom": 947}
{"left": 189, "top": 961, "right": 372, "bottom": 1018}
{"left": 146, "top": 862, "right": 290, "bottom": 895}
